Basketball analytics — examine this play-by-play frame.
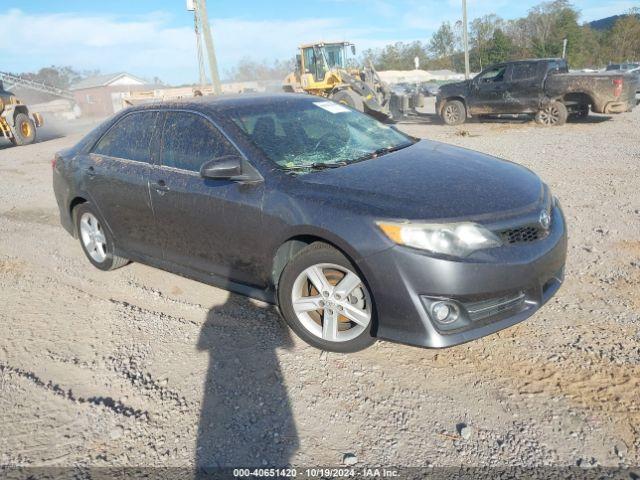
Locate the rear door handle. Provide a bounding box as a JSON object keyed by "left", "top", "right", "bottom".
{"left": 154, "top": 179, "right": 169, "bottom": 195}
{"left": 86, "top": 166, "right": 96, "bottom": 178}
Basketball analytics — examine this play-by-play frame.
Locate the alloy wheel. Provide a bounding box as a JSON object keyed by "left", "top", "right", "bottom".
{"left": 79, "top": 212, "right": 107, "bottom": 263}
{"left": 444, "top": 104, "right": 460, "bottom": 124}
{"left": 538, "top": 105, "right": 560, "bottom": 125}
{"left": 291, "top": 263, "right": 372, "bottom": 342}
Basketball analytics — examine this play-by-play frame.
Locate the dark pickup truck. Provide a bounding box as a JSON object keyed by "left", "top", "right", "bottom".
{"left": 436, "top": 58, "right": 636, "bottom": 126}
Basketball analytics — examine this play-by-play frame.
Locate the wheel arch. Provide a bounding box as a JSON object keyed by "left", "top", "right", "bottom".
{"left": 68, "top": 196, "right": 88, "bottom": 237}
{"left": 561, "top": 92, "right": 594, "bottom": 107}
{"left": 440, "top": 95, "right": 467, "bottom": 115}
{"left": 270, "top": 232, "right": 361, "bottom": 289}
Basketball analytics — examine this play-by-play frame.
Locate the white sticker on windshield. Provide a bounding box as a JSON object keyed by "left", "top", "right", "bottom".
{"left": 313, "top": 101, "right": 351, "bottom": 114}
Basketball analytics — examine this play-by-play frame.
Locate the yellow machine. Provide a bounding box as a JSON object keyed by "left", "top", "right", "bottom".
{"left": 283, "top": 41, "right": 416, "bottom": 121}
{"left": 0, "top": 80, "right": 42, "bottom": 146}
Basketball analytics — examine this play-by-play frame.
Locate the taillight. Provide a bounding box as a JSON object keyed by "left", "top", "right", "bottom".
{"left": 51, "top": 157, "right": 57, "bottom": 169}
{"left": 613, "top": 78, "right": 623, "bottom": 97}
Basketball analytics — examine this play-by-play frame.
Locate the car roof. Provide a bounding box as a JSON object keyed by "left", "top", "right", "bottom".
{"left": 126, "top": 93, "right": 316, "bottom": 116}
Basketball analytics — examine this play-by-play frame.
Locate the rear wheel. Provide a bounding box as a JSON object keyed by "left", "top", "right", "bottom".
{"left": 569, "top": 104, "right": 589, "bottom": 119}
{"left": 74, "top": 203, "right": 129, "bottom": 271}
{"left": 12, "top": 113, "right": 36, "bottom": 146}
{"left": 331, "top": 90, "right": 364, "bottom": 112}
{"left": 278, "top": 243, "right": 376, "bottom": 353}
{"left": 535, "top": 101, "right": 568, "bottom": 126}
{"left": 441, "top": 100, "right": 466, "bottom": 125}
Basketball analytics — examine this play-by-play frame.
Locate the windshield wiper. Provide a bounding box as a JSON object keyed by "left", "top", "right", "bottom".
{"left": 348, "top": 142, "right": 414, "bottom": 165}
{"left": 281, "top": 161, "right": 348, "bottom": 172}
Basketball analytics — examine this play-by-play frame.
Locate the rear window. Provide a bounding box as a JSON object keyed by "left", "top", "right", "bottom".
{"left": 511, "top": 62, "right": 538, "bottom": 81}
{"left": 93, "top": 111, "right": 158, "bottom": 162}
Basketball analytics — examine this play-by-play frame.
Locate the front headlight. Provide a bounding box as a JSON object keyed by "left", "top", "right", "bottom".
{"left": 377, "top": 221, "right": 502, "bottom": 257}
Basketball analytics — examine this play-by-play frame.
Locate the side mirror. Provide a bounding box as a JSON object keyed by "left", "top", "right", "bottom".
{"left": 200, "top": 155, "right": 243, "bottom": 180}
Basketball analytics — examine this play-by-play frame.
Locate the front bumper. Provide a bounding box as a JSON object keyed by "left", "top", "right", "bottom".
{"left": 360, "top": 205, "right": 567, "bottom": 348}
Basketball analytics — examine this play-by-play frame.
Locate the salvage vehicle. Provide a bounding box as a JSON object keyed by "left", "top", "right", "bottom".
{"left": 282, "top": 41, "right": 419, "bottom": 121}
{"left": 0, "top": 80, "right": 43, "bottom": 145}
{"left": 53, "top": 94, "right": 567, "bottom": 352}
{"left": 437, "top": 58, "right": 636, "bottom": 126}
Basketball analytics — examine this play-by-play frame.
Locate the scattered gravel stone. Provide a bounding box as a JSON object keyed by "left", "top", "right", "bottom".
{"left": 343, "top": 453, "right": 358, "bottom": 465}
{"left": 614, "top": 442, "right": 628, "bottom": 458}
{"left": 457, "top": 424, "right": 472, "bottom": 440}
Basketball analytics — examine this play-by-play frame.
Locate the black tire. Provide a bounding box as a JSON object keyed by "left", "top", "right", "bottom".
{"left": 331, "top": 90, "right": 364, "bottom": 112}
{"left": 12, "top": 113, "right": 36, "bottom": 146}
{"left": 569, "top": 104, "right": 589, "bottom": 120}
{"left": 441, "top": 100, "right": 466, "bottom": 125}
{"left": 278, "top": 242, "right": 376, "bottom": 353}
{"left": 73, "top": 202, "right": 129, "bottom": 271}
{"left": 535, "top": 101, "right": 568, "bottom": 126}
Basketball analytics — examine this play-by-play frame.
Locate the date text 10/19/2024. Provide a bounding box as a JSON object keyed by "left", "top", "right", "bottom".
{"left": 233, "top": 467, "right": 401, "bottom": 478}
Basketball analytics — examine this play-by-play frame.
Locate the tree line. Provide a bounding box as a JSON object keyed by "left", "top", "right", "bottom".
{"left": 363, "top": 1, "right": 640, "bottom": 72}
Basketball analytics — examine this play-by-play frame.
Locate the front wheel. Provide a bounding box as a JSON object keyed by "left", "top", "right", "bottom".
{"left": 74, "top": 203, "right": 129, "bottom": 271}
{"left": 441, "top": 100, "right": 466, "bottom": 125}
{"left": 278, "top": 243, "right": 376, "bottom": 353}
{"left": 330, "top": 90, "right": 364, "bottom": 112}
{"left": 535, "top": 101, "right": 568, "bottom": 126}
{"left": 12, "top": 113, "right": 36, "bottom": 146}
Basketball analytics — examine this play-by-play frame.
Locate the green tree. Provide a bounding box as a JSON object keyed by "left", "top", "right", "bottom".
{"left": 485, "top": 29, "right": 514, "bottom": 64}
{"left": 607, "top": 8, "right": 640, "bottom": 62}
{"left": 470, "top": 14, "right": 505, "bottom": 70}
{"left": 429, "top": 22, "right": 456, "bottom": 69}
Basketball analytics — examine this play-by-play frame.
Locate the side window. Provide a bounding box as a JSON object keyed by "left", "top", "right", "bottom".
{"left": 160, "top": 112, "right": 235, "bottom": 172}
{"left": 93, "top": 111, "right": 158, "bottom": 162}
{"left": 478, "top": 66, "right": 507, "bottom": 83}
{"left": 511, "top": 62, "right": 538, "bottom": 82}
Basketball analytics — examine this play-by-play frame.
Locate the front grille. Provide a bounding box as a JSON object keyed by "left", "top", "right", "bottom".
{"left": 463, "top": 292, "right": 526, "bottom": 322}
{"left": 500, "top": 226, "right": 546, "bottom": 244}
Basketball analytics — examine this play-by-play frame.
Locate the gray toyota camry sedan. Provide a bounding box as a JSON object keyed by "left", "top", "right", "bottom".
{"left": 53, "top": 93, "right": 567, "bottom": 352}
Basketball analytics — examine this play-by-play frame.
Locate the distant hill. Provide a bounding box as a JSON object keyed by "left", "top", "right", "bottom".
{"left": 589, "top": 14, "right": 639, "bottom": 31}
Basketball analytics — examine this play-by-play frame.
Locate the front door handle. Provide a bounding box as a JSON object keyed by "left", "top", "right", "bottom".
{"left": 87, "top": 166, "right": 96, "bottom": 178}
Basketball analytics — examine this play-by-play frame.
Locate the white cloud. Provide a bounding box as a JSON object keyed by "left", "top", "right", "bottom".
{"left": 0, "top": 9, "right": 394, "bottom": 85}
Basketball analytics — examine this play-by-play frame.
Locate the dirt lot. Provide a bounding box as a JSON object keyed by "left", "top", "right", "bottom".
{"left": 0, "top": 106, "right": 639, "bottom": 469}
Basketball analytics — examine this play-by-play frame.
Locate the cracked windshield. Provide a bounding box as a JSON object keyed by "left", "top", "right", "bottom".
{"left": 228, "top": 100, "right": 414, "bottom": 171}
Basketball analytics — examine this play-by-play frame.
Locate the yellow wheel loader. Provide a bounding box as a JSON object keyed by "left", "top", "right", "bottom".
{"left": 283, "top": 42, "right": 418, "bottom": 122}
{"left": 0, "top": 80, "right": 43, "bottom": 146}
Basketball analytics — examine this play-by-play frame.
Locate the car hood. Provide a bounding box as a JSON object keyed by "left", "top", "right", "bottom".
{"left": 439, "top": 80, "right": 471, "bottom": 94}
{"left": 296, "top": 140, "right": 544, "bottom": 222}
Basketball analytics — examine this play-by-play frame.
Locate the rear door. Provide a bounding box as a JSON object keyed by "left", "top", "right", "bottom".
{"left": 468, "top": 64, "right": 509, "bottom": 114}
{"left": 84, "top": 110, "right": 162, "bottom": 258}
{"left": 504, "top": 61, "right": 542, "bottom": 112}
{"left": 149, "top": 110, "right": 266, "bottom": 286}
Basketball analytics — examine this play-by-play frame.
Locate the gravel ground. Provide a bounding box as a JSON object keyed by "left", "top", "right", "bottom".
{"left": 0, "top": 104, "right": 638, "bottom": 469}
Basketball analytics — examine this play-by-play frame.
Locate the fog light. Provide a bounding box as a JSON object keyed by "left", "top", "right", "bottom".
{"left": 431, "top": 301, "right": 459, "bottom": 324}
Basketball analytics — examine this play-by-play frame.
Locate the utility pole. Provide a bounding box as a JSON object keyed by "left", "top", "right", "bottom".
{"left": 462, "top": 0, "right": 470, "bottom": 80}
{"left": 192, "top": 3, "right": 207, "bottom": 89}
{"left": 191, "top": 0, "right": 222, "bottom": 95}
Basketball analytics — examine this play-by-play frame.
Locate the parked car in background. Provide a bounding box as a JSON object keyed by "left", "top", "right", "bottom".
{"left": 437, "top": 58, "right": 636, "bottom": 126}
{"left": 53, "top": 94, "right": 567, "bottom": 352}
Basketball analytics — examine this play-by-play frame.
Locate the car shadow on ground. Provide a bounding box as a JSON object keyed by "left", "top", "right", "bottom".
{"left": 195, "top": 295, "right": 299, "bottom": 471}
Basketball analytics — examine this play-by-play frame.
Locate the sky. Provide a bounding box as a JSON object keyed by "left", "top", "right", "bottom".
{"left": 0, "top": 0, "right": 636, "bottom": 85}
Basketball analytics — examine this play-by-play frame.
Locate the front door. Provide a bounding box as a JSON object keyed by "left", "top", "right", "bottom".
{"left": 468, "top": 64, "right": 509, "bottom": 115}
{"left": 82, "top": 110, "right": 162, "bottom": 258}
{"left": 149, "top": 111, "right": 266, "bottom": 287}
